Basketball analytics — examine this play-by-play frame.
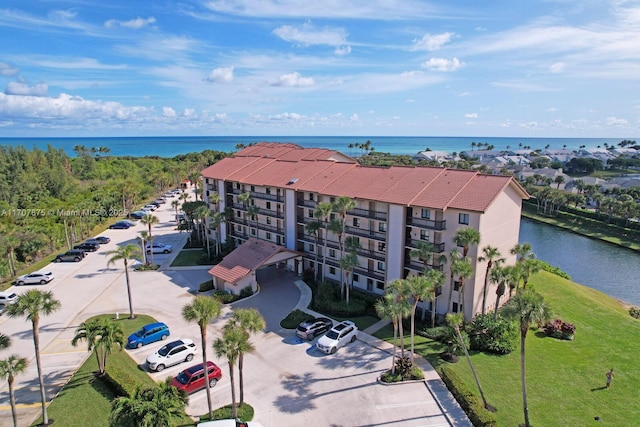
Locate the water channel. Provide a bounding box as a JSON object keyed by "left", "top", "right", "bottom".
{"left": 518, "top": 217, "right": 640, "bottom": 306}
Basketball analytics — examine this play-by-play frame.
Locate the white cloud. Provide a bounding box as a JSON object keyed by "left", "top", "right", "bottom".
{"left": 350, "top": 113, "right": 359, "bottom": 121}
{"left": 334, "top": 45, "right": 351, "bottom": 55}
{"left": 271, "top": 72, "right": 315, "bottom": 87}
{"left": 207, "top": 66, "right": 234, "bottom": 83}
{"left": 411, "top": 32, "right": 455, "bottom": 51}
{"left": 104, "top": 16, "right": 156, "bottom": 29}
{"left": 162, "top": 107, "right": 176, "bottom": 117}
{"left": 606, "top": 116, "right": 628, "bottom": 126}
{"left": 549, "top": 62, "right": 566, "bottom": 73}
{"left": 4, "top": 82, "right": 48, "bottom": 96}
{"left": 422, "top": 57, "right": 464, "bottom": 72}
{"left": 465, "top": 113, "right": 478, "bottom": 118}
{"left": 0, "top": 62, "right": 19, "bottom": 76}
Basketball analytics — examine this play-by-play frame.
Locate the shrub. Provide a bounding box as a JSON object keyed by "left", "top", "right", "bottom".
{"left": 239, "top": 286, "right": 254, "bottom": 298}
{"left": 312, "top": 281, "right": 367, "bottom": 316}
{"left": 198, "top": 280, "right": 214, "bottom": 292}
{"left": 543, "top": 318, "right": 576, "bottom": 340}
{"left": 212, "top": 290, "right": 240, "bottom": 304}
{"left": 438, "top": 367, "right": 498, "bottom": 427}
{"left": 630, "top": 307, "right": 640, "bottom": 319}
{"left": 468, "top": 314, "right": 518, "bottom": 354}
{"left": 418, "top": 325, "right": 450, "bottom": 341}
{"left": 280, "top": 309, "right": 314, "bottom": 329}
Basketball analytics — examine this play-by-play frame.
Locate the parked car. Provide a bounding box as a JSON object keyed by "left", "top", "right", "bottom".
{"left": 129, "top": 210, "right": 150, "bottom": 219}
{"left": 146, "top": 338, "right": 197, "bottom": 372}
{"left": 127, "top": 322, "right": 170, "bottom": 349}
{"left": 170, "top": 361, "right": 222, "bottom": 394}
{"left": 109, "top": 220, "right": 132, "bottom": 229}
{"left": 143, "top": 204, "right": 158, "bottom": 211}
{"left": 16, "top": 271, "right": 54, "bottom": 286}
{"left": 92, "top": 236, "right": 111, "bottom": 244}
{"left": 54, "top": 249, "right": 86, "bottom": 262}
{"left": 316, "top": 320, "right": 358, "bottom": 354}
{"left": 0, "top": 291, "right": 19, "bottom": 305}
{"left": 73, "top": 241, "right": 100, "bottom": 252}
{"left": 154, "top": 198, "right": 166, "bottom": 204}
{"left": 146, "top": 243, "right": 173, "bottom": 254}
{"left": 296, "top": 317, "right": 333, "bottom": 341}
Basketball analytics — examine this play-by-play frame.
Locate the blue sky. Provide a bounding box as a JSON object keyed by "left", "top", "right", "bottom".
{"left": 0, "top": 0, "right": 639, "bottom": 138}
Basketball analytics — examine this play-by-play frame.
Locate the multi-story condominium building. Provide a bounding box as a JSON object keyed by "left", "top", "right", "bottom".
{"left": 202, "top": 142, "right": 528, "bottom": 320}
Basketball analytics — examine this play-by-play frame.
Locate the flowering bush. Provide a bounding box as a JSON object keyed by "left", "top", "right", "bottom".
{"left": 630, "top": 307, "right": 640, "bottom": 319}
{"left": 543, "top": 319, "right": 576, "bottom": 340}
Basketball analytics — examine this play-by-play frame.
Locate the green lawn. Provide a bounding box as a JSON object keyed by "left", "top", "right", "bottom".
{"left": 170, "top": 249, "right": 210, "bottom": 267}
{"left": 374, "top": 271, "right": 640, "bottom": 426}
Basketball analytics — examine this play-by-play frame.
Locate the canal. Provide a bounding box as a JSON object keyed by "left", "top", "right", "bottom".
{"left": 519, "top": 217, "right": 640, "bottom": 306}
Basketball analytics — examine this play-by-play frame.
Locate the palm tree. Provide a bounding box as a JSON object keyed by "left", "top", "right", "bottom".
{"left": 446, "top": 313, "right": 492, "bottom": 412}
{"left": 490, "top": 265, "right": 508, "bottom": 320}
{"left": 305, "top": 220, "right": 322, "bottom": 280}
{"left": 451, "top": 256, "right": 473, "bottom": 318}
{"left": 478, "top": 246, "right": 505, "bottom": 316}
{"left": 109, "top": 378, "right": 187, "bottom": 427}
{"left": 502, "top": 290, "right": 552, "bottom": 427}
{"left": 315, "top": 202, "right": 333, "bottom": 280}
{"left": 385, "top": 279, "right": 413, "bottom": 358}
{"left": 210, "top": 211, "right": 225, "bottom": 257}
{"left": 410, "top": 241, "right": 437, "bottom": 273}
{"left": 7, "top": 289, "right": 61, "bottom": 426}
{"left": 194, "top": 204, "right": 212, "bottom": 259}
{"left": 0, "top": 332, "right": 10, "bottom": 350}
{"left": 510, "top": 242, "right": 534, "bottom": 263}
{"left": 339, "top": 252, "right": 359, "bottom": 304}
{"left": 0, "top": 354, "right": 29, "bottom": 427}
{"left": 138, "top": 231, "right": 149, "bottom": 265}
{"left": 213, "top": 324, "right": 245, "bottom": 419}
{"left": 332, "top": 196, "right": 356, "bottom": 285}
{"left": 182, "top": 296, "right": 222, "bottom": 419}
{"left": 375, "top": 292, "right": 400, "bottom": 374}
{"left": 140, "top": 214, "right": 159, "bottom": 265}
{"left": 227, "top": 308, "right": 265, "bottom": 405}
{"left": 446, "top": 249, "right": 462, "bottom": 313}
{"left": 171, "top": 199, "right": 180, "bottom": 220}
{"left": 405, "top": 275, "right": 436, "bottom": 362}
{"left": 453, "top": 227, "right": 480, "bottom": 257}
{"left": 72, "top": 317, "right": 125, "bottom": 375}
{"left": 106, "top": 244, "right": 142, "bottom": 319}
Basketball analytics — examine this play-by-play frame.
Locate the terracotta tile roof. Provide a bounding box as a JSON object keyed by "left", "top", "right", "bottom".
{"left": 208, "top": 238, "right": 299, "bottom": 284}
{"left": 234, "top": 142, "right": 354, "bottom": 162}
{"left": 201, "top": 143, "right": 528, "bottom": 212}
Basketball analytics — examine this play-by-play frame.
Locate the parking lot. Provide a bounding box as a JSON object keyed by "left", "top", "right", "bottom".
{"left": 0, "top": 187, "right": 471, "bottom": 427}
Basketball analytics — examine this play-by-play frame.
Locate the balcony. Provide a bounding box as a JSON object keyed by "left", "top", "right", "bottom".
{"left": 344, "top": 226, "right": 387, "bottom": 241}
{"left": 251, "top": 191, "right": 284, "bottom": 203}
{"left": 406, "top": 217, "right": 446, "bottom": 231}
{"left": 297, "top": 199, "right": 317, "bottom": 209}
{"left": 258, "top": 207, "right": 285, "bottom": 219}
{"left": 348, "top": 207, "right": 387, "bottom": 221}
{"left": 405, "top": 239, "right": 445, "bottom": 253}
{"left": 259, "top": 223, "right": 285, "bottom": 236}
{"left": 404, "top": 259, "right": 444, "bottom": 272}
{"left": 324, "top": 258, "right": 386, "bottom": 282}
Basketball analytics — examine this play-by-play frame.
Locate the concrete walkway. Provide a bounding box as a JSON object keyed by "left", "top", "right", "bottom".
{"left": 293, "top": 280, "right": 473, "bottom": 427}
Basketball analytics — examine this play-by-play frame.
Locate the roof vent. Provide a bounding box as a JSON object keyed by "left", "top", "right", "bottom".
{"left": 287, "top": 177, "right": 299, "bottom": 185}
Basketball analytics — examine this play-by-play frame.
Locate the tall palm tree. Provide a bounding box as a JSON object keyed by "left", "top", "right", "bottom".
{"left": 213, "top": 324, "right": 245, "bottom": 419}
{"left": 0, "top": 354, "right": 29, "bottom": 427}
{"left": 446, "top": 312, "right": 492, "bottom": 411}
{"left": 502, "top": 290, "right": 552, "bottom": 427}
{"left": 510, "top": 242, "right": 534, "bottom": 263}
{"left": 304, "top": 220, "right": 322, "bottom": 280}
{"left": 410, "top": 241, "right": 437, "bottom": 272}
{"left": 171, "top": 199, "right": 180, "bottom": 220}
{"left": 375, "top": 292, "right": 399, "bottom": 374}
{"left": 247, "top": 205, "right": 260, "bottom": 238}
{"left": 71, "top": 317, "right": 125, "bottom": 375}
{"left": 194, "top": 204, "right": 212, "bottom": 258}
{"left": 227, "top": 308, "right": 265, "bottom": 405}
{"left": 405, "top": 275, "right": 436, "bottom": 362}
{"left": 385, "top": 279, "right": 413, "bottom": 358}
{"left": 138, "top": 231, "right": 149, "bottom": 265}
{"left": 109, "top": 378, "right": 187, "bottom": 427}
{"left": 315, "top": 201, "right": 333, "bottom": 281}
{"left": 140, "top": 214, "right": 159, "bottom": 265}
{"left": 453, "top": 227, "right": 480, "bottom": 257}
{"left": 182, "top": 296, "right": 222, "bottom": 420}
{"left": 210, "top": 211, "right": 225, "bottom": 257}
{"left": 106, "top": 244, "right": 142, "bottom": 319}
{"left": 490, "top": 265, "right": 508, "bottom": 320}
{"left": 446, "top": 249, "right": 462, "bottom": 313}
{"left": 451, "top": 256, "right": 473, "bottom": 318}
{"left": 478, "top": 246, "right": 505, "bottom": 316}
{"left": 339, "top": 252, "right": 359, "bottom": 304}
{"left": 520, "top": 258, "right": 542, "bottom": 291}
{"left": 332, "top": 196, "right": 356, "bottom": 285}
{"left": 7, "top": 289, "right": 61, "bottom": 426}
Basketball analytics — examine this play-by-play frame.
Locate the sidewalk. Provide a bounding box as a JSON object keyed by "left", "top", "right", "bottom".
{"left": 293, "top": 281, "right": 473, "bottom": 427}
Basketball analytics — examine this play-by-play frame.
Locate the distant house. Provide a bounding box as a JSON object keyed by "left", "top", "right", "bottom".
{"left": 412, "top": 150, "right": 455, "bottom": 164}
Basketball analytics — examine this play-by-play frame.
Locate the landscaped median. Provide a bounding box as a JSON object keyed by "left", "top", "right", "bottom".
{"left": 374, "top": 271, "right": 640, "bottom": 427}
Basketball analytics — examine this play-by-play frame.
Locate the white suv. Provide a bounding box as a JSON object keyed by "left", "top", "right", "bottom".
{"left": 146, "top": 338, "right": 197, "bottom": 372}
{"left": 146, "top": 243, "right": 173, "bottom": 254}
{"left": 316, "top": 320, "right": 358, "bottom": 354}
{"left": 0, "top": 291, "right": 19, "bottom": 306}
{"left": 16, "top": 271, "right": 54, "bottom": 286}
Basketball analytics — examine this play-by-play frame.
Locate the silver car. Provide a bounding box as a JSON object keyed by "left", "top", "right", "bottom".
{"left": 16, "top": 271, "right": 54, "bottom": 286}
{"left": 146, "top": 338, "right": 197, "bottom": 372}
{"left": 316, "top": 320, "right": 358, "bottom": 354}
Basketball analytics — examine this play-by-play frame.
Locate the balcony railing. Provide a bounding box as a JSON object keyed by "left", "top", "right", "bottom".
{"left": 251, "top": 191, "right": 284, "bottom": 202}
{"left": 348, "top": 207, "right": 387, "bottom": 221}
{"left": 324, "top": 258, "right": 386, "bottom": 282}
{"left": 297, "top": 199, "right": 317, "bottom": 209}
{"left": 344, "top": 226, "right": 387, "bottom": 241}
{"left": 405, "top": 239, "right": 445, "bottom": 253}
{"left": 258, "top": 207, "right": 285, "bottom": 219}
{"left": 406, "top": 217, "right": 446, "bottom": 231}
{"left": 404, "top": 259, "right": 444, "bottom": 272}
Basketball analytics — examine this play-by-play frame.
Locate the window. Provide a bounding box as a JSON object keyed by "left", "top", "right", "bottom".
{"left": 266, "top": 187, "right": 271, "bottom": 194}
{"left": 377, "top": 261, "right": 386, "bottom": 271}
{"left": 376, "top": 281, "right": 385, "bottom": 291}
{"left": 452, "top": 302, "right": 460, "bottom": 313}
{"left": 330, "top": 213, "right": 336, "bottom": 221}
{"left": 236, "top": 211, "right": 241, "bottom": 218}
{"left": 454, "top": 280, "right": 461, "bottom": 291}
{"left": 367, "top": 278, "right": 374, "bottom": 291}
{"left": 379, "top": 222, "right": 387, "bottom": 232}
{"left": 330, "top": 197, "right": 335, "bottom": 203}
{"left": 250, "top": 199, "right": 255, "bottom": 206}
{"left": 352, "top": 274, "right": 359, "bottom": 283}
{"left": 421, "top": 209, "right": 431, "bottom": 219}
{"left": 309, "top": 243, "right": 315, "bottom": 252}
{"left": 353, "top": 218, "right": 360, "bottom": 227}
{"left": 309, "top": 193, "right": 314, "bottom": 201}
{"left": 378, "top": 242, "right": 386, "bottom": 252}
{"left": 329, "top": 267, "right": 336, "bottom": 275}
{"left": 250, "top": 185, "right": 255, "bottom": 192}
{"left": 266, "top": 232, "right": 272, "bottom": 240}
{"left": 266, "top": 202, "right": 271, "bottom": 209}
{"left": 459, "top": 213, "right": 470, "bottom": 225}
{"left": 329, "top": 249, "right": 336, "bottom": 258}
{"left": 276, "top": 235, "right": 282, "bottom": 245}
{"left": 309, "top": 209, "right": 314, "bottom": 218}
{"left": 251, "top": 228, "right": 256, "bottom": 236}
{"left": 420, "top": 230, "right": 430, "bottom": 241}
{"left": 236, "top": 183, "right": 241, "bottom": 189}
{"left": 266, "top": 217, "right": 271, "bottom": 225}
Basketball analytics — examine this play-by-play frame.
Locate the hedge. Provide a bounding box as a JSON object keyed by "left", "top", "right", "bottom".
{"left": 438, "top": 366, "right": 498, "bottom": 427}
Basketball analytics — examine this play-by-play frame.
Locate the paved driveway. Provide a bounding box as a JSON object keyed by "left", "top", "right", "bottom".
{"left": 0, "top": 185, "right": 471, "bottom": 427}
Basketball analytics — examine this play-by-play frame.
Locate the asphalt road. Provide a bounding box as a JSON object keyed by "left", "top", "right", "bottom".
{"left": 0, "top": 187, "right": 471, "bottom": 427}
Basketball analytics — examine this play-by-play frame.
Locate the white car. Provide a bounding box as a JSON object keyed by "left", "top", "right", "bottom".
{"left": 16, "top": 271, "right": 54, "bottom": 286}
{"left": 146, "top": 338, "right": 197, "bottom": 372}
{"left": 0, "top": 291, "right": 19, "bottom": 306}
{"left": 316, "top": 320, "right": 358, "bottom": 354}
{"left": 142, "top": 204, "right": 157, "bottom": 211}
{"left": 146, "top": 243, "right": 173, "bottom": 254}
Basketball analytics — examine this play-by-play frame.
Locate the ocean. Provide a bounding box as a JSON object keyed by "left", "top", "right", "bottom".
{"left": 0, "top": 135, "right": 631, "bottom": 158}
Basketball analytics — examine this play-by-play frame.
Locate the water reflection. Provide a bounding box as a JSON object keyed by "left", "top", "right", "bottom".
{"left": 519, "top": 218, "right": 640, "bottom": 306}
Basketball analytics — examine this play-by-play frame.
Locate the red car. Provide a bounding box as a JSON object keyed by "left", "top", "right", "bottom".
{"left": 170, "top": 361, "right": 222, "bottom": 394}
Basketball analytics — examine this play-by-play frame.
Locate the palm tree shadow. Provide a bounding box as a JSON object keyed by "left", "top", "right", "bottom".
{"left": 591, "top": 386, "right": 607, "bottom": 391}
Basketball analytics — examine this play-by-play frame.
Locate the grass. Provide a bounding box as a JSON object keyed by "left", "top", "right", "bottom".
{"left": 375, "top": 272, "right": 640, "bottom": 426}
{"left": 170, "top": 249, "right": 210, "bottom": 267}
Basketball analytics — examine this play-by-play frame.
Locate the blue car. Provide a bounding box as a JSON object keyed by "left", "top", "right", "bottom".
{"left": 127, "top": 322, "right": 170, "bottom": 349}
{"left": 109, "top": 220, "right": 132, "bottom": 229}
